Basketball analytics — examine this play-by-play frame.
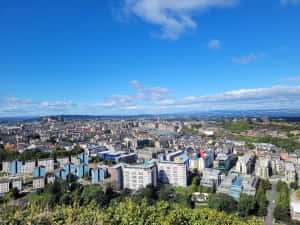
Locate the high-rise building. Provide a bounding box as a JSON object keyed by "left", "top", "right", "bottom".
{"left": 9, "top": 161, "right": 22, "bottom": 176}
{"left": 122, "top": 162, "right": 157, "bottom": 190}
{"left": 255, "top": 159, "right": 270, "bottom": 179}
{"left": 33, "top": 166, "right": 46, "bottom": 177}
{"left": 111, "top": 164, "right": 123, "bottom": 191}
{"left": 38, "top": 159, "right": 54, "bottom": 172}
{"left": 0, "top": 178, "right": 9, "bottom": 195}
{"left": 22, "top": 160, "right": 36, "bottom": 174}
{"left": 33, "top": 177, "right": 45, "bottom": 189}
{"left": 157, "top": 157, "right": 188, "bottom": 187}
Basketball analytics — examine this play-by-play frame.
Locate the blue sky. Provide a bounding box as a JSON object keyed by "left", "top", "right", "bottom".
{"left": 0, "top": 0, "right": 300, "bottom": 116}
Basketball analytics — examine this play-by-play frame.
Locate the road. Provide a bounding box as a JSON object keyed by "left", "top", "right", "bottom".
{"left": 264, "top": 182, "right": 277, "bottom": 225}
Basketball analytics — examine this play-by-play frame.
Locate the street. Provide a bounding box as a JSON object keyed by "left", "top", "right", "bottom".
{"left": 265, "top": 182, "right": 277, "bottom": 225}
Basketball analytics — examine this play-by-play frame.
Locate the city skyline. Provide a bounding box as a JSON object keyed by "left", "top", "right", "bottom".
{"left": 1, "top": 0, "right": 300, "bottom": 116}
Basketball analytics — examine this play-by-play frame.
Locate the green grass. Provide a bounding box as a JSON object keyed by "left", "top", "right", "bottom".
{"left": 195, "top": 203, "right": 209, "bottom": 209}
{"left": 174, "top": 186, "right": 187, "bottom": 194}
{"left": 275, "top": 193, "right": 280, "bottom": 203}
{"left": 266, "top": 191, "right": 270, "bottom": 200}
{"left": 23, "top": 193, "right": 45, "bottom": 201}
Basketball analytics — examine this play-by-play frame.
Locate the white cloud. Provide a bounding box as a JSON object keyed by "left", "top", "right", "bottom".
{"left": 208, "top": 40, "right": 221, "bottom": 50}
{"left": 156, "top": 86, "right": 300, "bottom": 111}
{"left": 93, "top": 95, "right": 135, "bottom": 108}
{"left": 232, "top": 53, "right": 257, "bottom": 64}
{"left": 130, "top": 80, "right": 173, "bottom": 93}
{"left": 280, "top": 0, "right": 300, "bottom": 5}
{"left": 130, "top": 80, "right": 174, "bottom": 100}
{"left": 280, "top": 75, "right": 300, "bottom": 81}
{"left": 40, "top": 101, "right": 74, "bottom": 107}
{"left": 232, "top": 52, "right": 266, "bottom": 65}
{"left": 2, "top": 83, "right": 300, "bottom": 116}
{"left": 123, "top": 0, "right": 239, "bottom": 40}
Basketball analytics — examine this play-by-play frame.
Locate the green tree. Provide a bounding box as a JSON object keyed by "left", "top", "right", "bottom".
{"left": 238, "top": 194, "right": 257, "bottom": 217}
{"left": 11, "top": 187, "right": 20, "bottom": 199}
{"left": 208, "top": 193, "right": 237, "bottom": 214}
{"left": 290, "top": 181, "right": 298, "bottom": 190}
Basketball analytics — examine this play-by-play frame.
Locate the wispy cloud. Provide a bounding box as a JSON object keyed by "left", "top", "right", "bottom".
{"left": 122, "top": 0, "right": 239, "bottom": 40}
{"left": 232, "top": 52, "right": 265, "bottom": 64}
{"left": 156, "top": 85, "right": 300, "bottom": 111}
{"left": 280, "top": 75, "right": 300, "bottom": 81}
{"left": 208, "top": 40, "right": 221, "bottom": 51}
{"left": 280, "top": 0, "right": 300, "bottom": 5}
{"left": 2, "top": 82, "right": 300, "bottom": 116}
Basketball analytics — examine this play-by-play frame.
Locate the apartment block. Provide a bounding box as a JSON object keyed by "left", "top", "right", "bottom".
{"left": 157, "top": 158, "right": 187, "bottom": 187}
{"left": 255, "top": 159, "right": 270, "bottom": 179}
{"left": 56, "top": 157, "right": 70, "bottom": 168}
{"left": 33, "top": 177, "right": 45, "bottom": 189}
{"left": 285, "top": 163, "right": 296, "bottom": 183}
{"left": 0, "top": 178, "right": 9, "bottom": 195}
{"left": 236, "top": 155, "right": 253, "bottom": 174}
{"left": 110, "top": 164, "right": 123, "bottom": 191}
{"left": 1, "top": 161, "right": 10, "bottom": 173}
{"left": 22, "top": 160, "right": 36, "bottom": 174}
{"left": 38, "top": 159, "right": 54, "bottom": 172}
{"left": 12, "top": 178, "right": 22, "bottom": 191}
{"left": 122, "top": 162, "right": 157, "bottom": 190}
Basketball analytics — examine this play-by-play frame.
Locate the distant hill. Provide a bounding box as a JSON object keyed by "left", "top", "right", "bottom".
{"left": 1, "top": 109, "right": 300, "bottom": 121}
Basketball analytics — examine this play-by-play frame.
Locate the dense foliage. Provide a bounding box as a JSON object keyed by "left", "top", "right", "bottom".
{"left": 208, "top": 179, "right": 270, "bottom": 217}
{"left": 222, "top": 121, "right": 253, "bottom": 134}
{"left": 208, "top": 193, "right": 237, "bottom": 214}
{"left": 274, "top": 181, "right": 291, "bottom": 223}
{"left": 256, "top": 136, "right": 300, "bottom": 152}
{"left": 0, "top": 177, "right": 264, "bottom": 225}
{"left": 0, "top": 199, "right": 263, "bottom": 225}
{"left": 0, "top": 145, "right": 84, "bottom": 162}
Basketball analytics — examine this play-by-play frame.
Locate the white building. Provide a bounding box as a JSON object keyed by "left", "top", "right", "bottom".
{"left": 33, "top": 177, "right": 45, "bottom": 189}
{"left": 285, "top": 163, "right": 296, "bottom": 183}
{"left": 1, "top": 161, "right": 10, "bottom": 173}
{"left": 157, "top": 158, "right": 187, "bottom": 187}
{"left": 56, "top": 157, "right": 70, "bottom": 168}
{"left": 291, "top": 191, "right": 300, "bottom": 221}
{"left": 0, "top": 178, "right": 9, "bottom": 195}
{"left": 122, "top": 163, "right": 157, "bottom": 191}
{"left": 38, "top": 159, "right": 54, "bottom": 172}
{"left": 236, "top": 155, "right": 253, "bottom": 174}
{"left": 71, "top": 156, "right": 80, "bottom": 167}
{"left": 12, "top": 178, "right": 22, "bottom": 191}
{"left": 200, "top": 168, "right": 222, "bottom": 188}
{"left": 22, "top": 160, "right": 36, "bottom": 174}
{"left": 255, "top": 159, "right": 270, "bottom": 179}
{"left": 189, "top": 158, "right": 199, "bottom": 170}
{"left": 199, "top": 152, "right": 214, "bottom": 171}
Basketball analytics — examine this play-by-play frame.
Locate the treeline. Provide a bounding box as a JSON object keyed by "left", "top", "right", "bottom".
{"left": 208, "top": 179, "right": 270, "bottom": 217}
{"left": 274, "top": 181, "right": 291, "bottom": 224}
{"left": 256, "top": 136, "right": 300, "bottom": 152}
{"left": 238, "top": 135, "right": 300, "bottom": 152}
{"left": 0, "top": 145, "right": 84, "bottom": 163}
{"left": 0, "top": 177, "right": 263, "bottom": 225}
{"left": 222, "top": 120, "right": 254, "bottom": 134}
{"left": 0, "top": 199, "right": 263, "bottom": 225}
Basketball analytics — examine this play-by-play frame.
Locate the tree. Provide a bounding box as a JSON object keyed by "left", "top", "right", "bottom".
{"left": 238, "top": 194, "right": 257, "bottom": 217}
{"left": 11, "top": 187, "right": 19, "bottom": 199}
{"left": 189, "top": 176, "right": 200, "bottom": 194}
{"left": 158, "top": 185, "right": 174, "bottom": 201}
{"left": 134, "top": 184, "right": 158, "bottom": 205}
{"left": 208, "top": 193, "right": 237, "bottom": 214}
{"left": 80, "top": 184, "right": 106, "bottom": 207}
{"left": 290, "top": 181, "right": 298, "bottom": 190}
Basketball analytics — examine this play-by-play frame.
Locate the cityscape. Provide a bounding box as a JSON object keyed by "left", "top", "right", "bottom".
{"left": 1, "top": 0, "right": 300, "bottom": 225}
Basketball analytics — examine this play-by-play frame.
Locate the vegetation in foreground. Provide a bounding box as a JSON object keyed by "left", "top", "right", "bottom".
{"left": 0, "top": 175, "right": 263, "bottom": 225}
